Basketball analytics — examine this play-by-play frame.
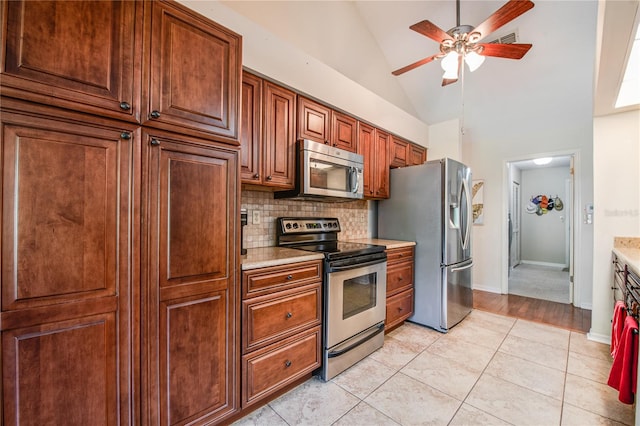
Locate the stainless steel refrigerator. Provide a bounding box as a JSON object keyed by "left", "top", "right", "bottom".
{"left": 378, "top": 158, "right": 473, "bottom": 332}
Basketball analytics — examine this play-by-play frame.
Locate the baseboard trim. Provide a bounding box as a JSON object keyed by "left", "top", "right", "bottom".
{"left": 472, "top": 285, "right": 502, "bottom": 294}
{"left": 587, "top": 330, "right": 610, "bottom": 344}
{"left": 520, "top": 260, "right": 567, "bottom": 269}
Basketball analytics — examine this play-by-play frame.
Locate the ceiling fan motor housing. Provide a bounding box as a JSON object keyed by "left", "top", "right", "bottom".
{"left": 441, "top": 25, "right": 483, "bottom": 56}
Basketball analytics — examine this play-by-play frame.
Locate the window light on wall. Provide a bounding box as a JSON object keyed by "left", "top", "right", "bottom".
{"left": 615, "top": 24, "right": 640, "bottom": 109}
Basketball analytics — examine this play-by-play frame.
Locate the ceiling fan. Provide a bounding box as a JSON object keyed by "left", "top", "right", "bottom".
{"left": 392, "top": 0, "right": 534, "bottom": 86}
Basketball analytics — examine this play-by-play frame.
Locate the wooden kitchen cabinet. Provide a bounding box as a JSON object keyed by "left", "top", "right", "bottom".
{"left": 0, "top": 105, "right": 139, "bottom": 425}
{"left": 1, "top": 0, "right": 142, "bottom": 123}
{"left": 409, "top": 143, "right": 427, "bottom": 165}
{"left": 358, "top": 122, "right": 390, "bottom": 199}
{"left": 241, "top": 260, "right": 322, "bottom": 408}
{"left": 142, "top": 131, "right": 239, "bottom": 425}
{"left": 298, "top": 97, "right": 358, "bottom": 152}
{"left": 385, "top": 246, "right": 415, "bottom": 332}
{"left": 261, "top": 80, "right": 297, "bottom": 189}
{"left": 390, "top": 136, "right": 410, "bottom": 168}
{"left": 241, "top": 71, "right": 263, "bottom": 183}
{"left": 144, "top": 0, "right": 242, "bottom": 144}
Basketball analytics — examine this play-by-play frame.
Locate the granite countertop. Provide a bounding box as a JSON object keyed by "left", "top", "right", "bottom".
{"left": 241, "top": 247, "right": 324, "bottom": 270}
{"left": 613, "top": 236, "right": 640, "bottom": 276}
{"left": 348, "top": 238, "right": 416, "bottom": 249}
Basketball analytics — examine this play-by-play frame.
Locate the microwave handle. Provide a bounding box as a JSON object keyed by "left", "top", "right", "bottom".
{"left": 350, "top": 167, "right": 359, "bottom": 193}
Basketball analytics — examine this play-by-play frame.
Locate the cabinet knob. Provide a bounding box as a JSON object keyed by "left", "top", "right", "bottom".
{"left": 253, "top": 173, "right": 260, "bottom": 179}
{"left": 286, "top": 274, "right": 293, "bottom": 280}
{"left": 398, "top": 276, "right": 403, "bottom": 281}
{"left": 150, "top": 139, "right": 160, "bottom": 146}
{"left": 286, "top": 312, "right": 293, "bottom": 319}
{"left": 150, "top": 110, "right": 161, "bottom": 119}
{"left": 266, "top": 176, "right": 273, "bottom": 181}
{"left": 285, "top": 360, "right": 292, "bottom": 368}
{"left": 120, "top": 132, "right": 131, "bottom": 140}
{"left": 119, "top": 101, "right": 131, "bottom": 111}
{"left": 398, "top": 307, "right": 404, "bottom": 312}
{"left": 333, "top": 143, "right": 337, "bottom": 147}
{"left": 324, "top": 140, "right": 330, "bottom": 145}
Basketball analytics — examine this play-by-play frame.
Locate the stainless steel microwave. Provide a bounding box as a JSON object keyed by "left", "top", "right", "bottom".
{"left": 275, "top": 139, "right": 364, "bottom": 202}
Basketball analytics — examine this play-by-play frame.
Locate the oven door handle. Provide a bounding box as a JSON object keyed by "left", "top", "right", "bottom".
{"left": 327, "top": 257, "right": 386, "bottom": 272}
{"left": 327, "top": 323, "right": 385, "bottom": 358}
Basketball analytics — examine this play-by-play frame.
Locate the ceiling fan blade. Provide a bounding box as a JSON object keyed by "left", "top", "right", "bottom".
{"left": 478, "top": 43, "right": 532, "bottom": 59}
{"left": 392, "top": 53, "right": 441, "bottom": 76}
{"left": 472, "top": 0, "right": 534, "bottom": 41}
{"left": 410, "top": 20, "right": 453, "bottom": 44}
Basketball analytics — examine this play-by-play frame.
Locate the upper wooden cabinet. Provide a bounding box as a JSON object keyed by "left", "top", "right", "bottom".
{"left": 358, "top": 122, "right": 389, "bottom": 199}
{"left": 143, "top": 0, "right": 242, "bottom": 143}
{"left": 390, "top": 136, "right": 410, "bottom": 168}
{"left": 410, "top": 143, "right": 428, "bottom": 165}
{"left": 1, "top": 0, "right": 142, "bottom": 122}
{"left": 241, "top": 71, "right": 263, "bottom": 182}
{"left": 259, "top": 79, "right": 297, "bottom": 189}
{"left": 298, "top": 97, "right": 357, "bottom": 152}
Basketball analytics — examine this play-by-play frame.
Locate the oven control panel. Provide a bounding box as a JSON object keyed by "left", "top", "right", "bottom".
{"left": 279, "top": 218, "right": 341, "bottom": 234}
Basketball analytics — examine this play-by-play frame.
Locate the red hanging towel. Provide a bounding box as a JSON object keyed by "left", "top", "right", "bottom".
{"left": 607, "top": 316, "right": 639, "bottom": 404}
{"left": 611, "top": 301, "right": 627, "bottom": 358}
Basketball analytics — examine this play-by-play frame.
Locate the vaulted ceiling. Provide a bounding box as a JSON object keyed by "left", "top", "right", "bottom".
{"left": 221, "top": 0, "right": 637, "bottom": 127}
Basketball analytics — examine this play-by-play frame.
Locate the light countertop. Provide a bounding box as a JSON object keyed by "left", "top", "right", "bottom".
{"left": 348, "top": 238, "right": 416, "bottom": 249}
{"left": 241, "top": 247, "right": 324, "bottom": 270}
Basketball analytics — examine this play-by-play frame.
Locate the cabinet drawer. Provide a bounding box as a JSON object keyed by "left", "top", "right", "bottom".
{"left": 387, "top": 262, "right": 414, "bottom": 296}
{"left": 242, "top": 326, "right": 321, "bottom": 407}
{"left": 243, "top": 260, "right": 322, "bottom": 298}
{"left": 386, "top": 289, "right": 414, "bottom": 331}
{"left": 386, "top": 246, "right": 414, "bottom": 265}
{"left": 243, "top": 284, "right": 321, "bottom": 352}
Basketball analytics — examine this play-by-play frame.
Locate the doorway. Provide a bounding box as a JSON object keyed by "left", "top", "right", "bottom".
{"left": 506, "top": 155, "right": 574, "bottom": 304}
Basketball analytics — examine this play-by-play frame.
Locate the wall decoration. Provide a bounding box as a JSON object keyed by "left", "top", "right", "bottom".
{"left": 472, "top": 180, "right": 484, "bottom": 225}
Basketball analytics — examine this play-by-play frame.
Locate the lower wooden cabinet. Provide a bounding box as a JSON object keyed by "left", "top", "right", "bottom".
{"left": 385, "top": 246, "right": 415, "bottom": 331}
{"left": 241, "top": 260, "right": 322, "bottom": 408}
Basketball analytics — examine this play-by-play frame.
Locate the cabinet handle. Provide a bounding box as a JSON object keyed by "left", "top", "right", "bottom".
{"left": 150, "top": 110, "right": 161, "bottom": 119}
{"left": 119, "top": 101, "right": 131, "bottom": 111}
{"left": 286, "top": 274, "right": 293, "bottom": 280}
{"left": 286, "top": 312, "right": 293, "bottom": 319}
{"left": 150, "top": 139, "right": 160, "bottom": 146}
{"left": 253, "top": 173, "right": 260, "bottom": 179}
{"left": 285, "top": 360, "right": 292, "bottom": 368}
{"left": 120, "top": 132, "right": 131, "bottom": 140}
{"left": 266, "top": 176, "right": 273, "bottom": 181}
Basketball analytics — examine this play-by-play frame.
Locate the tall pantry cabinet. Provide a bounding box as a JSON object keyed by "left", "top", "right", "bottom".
{"left": 0, "top": 1, "right": 242, "bottom": 425}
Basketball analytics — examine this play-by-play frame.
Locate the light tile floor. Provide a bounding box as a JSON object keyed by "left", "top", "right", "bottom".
{"left": 233, "top": 310, "right": 635, "bottom": 425}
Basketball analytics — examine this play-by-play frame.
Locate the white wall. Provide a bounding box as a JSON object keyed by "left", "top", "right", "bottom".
{"left": 427, "top": 119, "right": 461, "bottom": 162}
{"left": 520, "top": 167, "right": 570, "bottom": 266}
{"left": 591, "top": 109, "right": 640, "bottom": 341}
{"left": 178, "top": 0, "right": 429, "bottom": 147}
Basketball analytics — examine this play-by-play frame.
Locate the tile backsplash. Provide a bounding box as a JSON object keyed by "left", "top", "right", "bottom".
{"left": 241, "top": 190, "right": 371, "bottom": 248}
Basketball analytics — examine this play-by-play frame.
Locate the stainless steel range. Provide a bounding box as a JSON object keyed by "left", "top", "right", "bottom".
{"left": 277, "top": 217, "right": 387, "bottom": 381}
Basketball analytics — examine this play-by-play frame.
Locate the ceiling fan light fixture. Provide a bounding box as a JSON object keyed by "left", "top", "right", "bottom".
{"left": 464, "top": 50, "right": 485, "bottom": 72}
{"left": 441, "top": 51, "right": 459, "bottom": 73}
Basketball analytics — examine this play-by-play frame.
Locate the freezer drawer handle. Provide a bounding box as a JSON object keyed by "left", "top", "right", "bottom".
{"left": 451, "top": 261, "right": 474, "bottom": 273}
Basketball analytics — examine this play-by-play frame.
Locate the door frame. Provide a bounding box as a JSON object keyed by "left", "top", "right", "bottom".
{"left": 501, "top": 149, "right": 581, "bottom": 306}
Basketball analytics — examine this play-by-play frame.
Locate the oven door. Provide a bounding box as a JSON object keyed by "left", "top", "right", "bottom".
{"left": 325, "top": 258, "right": 386, "bottom": 348}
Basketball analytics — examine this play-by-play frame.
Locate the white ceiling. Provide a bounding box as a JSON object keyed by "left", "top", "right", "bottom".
{"left": 221, "top": 0, "right": 639, "bottom": 126}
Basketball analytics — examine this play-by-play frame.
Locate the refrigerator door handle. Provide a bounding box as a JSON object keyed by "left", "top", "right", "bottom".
{"left": 460, "top": 177, "right": 471, "bottom": 250}
{"left": 451, "top": 260, "right": 474, "bottom": 273}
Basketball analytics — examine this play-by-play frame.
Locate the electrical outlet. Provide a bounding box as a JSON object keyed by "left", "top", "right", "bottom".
{"left": 252, "top": 210, "right": 261, "bottom": 224}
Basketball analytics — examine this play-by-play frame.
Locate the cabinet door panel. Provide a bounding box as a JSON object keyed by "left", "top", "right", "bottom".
{"left": 298, "top": 97, "right": 330, "bottom": 143}
{"left": 146, "top": 1, "right": 241, "bottom": 142}
{"left": 331, "top": 111, "right": 357, "bottom": 152}
{"left": 144, "top": 134, "right": 238, "bottom": 424}
{"left": 160, "top": 292, "right": 231, "bottom": 425}
{"left": 263, "top": 82, "right": 295, "bottom": 188}
{"left": 1, "top": 118, "right": 131, "bottom": 310}
{"left": 374, "top": 129, "right": 390, "bottom": 199}
{"left": 241, "top": 72, "right": 262, "bottom": 183}
{"left": 3, "top": 314, "right": 117, "bottom": 426}
{"left": 357, "top": 122, "right": 375, "bottom": 198}
{"left": 2, "top": 0, "right": 140, "bottom": 121}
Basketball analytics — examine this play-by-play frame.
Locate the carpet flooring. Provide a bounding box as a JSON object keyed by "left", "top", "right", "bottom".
{"left": 508, "top": 263, "right": 570, "bottom": 304}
